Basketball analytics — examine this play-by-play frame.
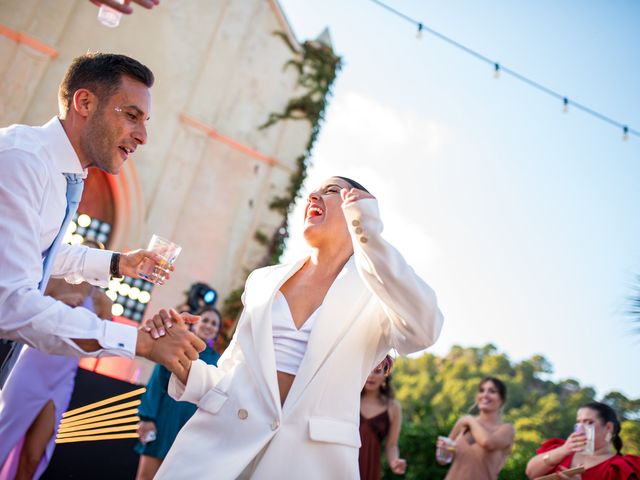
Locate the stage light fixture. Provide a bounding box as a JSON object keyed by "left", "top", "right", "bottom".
{"left": 187, "top": 282, "right": 218, "bottom": 312}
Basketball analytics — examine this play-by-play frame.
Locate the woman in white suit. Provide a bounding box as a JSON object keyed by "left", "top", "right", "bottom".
{"left": 152, "top": 176, "right": 444, "bottom": 479}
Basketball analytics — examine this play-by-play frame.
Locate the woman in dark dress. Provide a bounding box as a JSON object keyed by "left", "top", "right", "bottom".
{"left": 359, "top": 355, "right": 406, "bottom": 479}
{"left": 134, "top": 306, "right": 222, "bottom": 480}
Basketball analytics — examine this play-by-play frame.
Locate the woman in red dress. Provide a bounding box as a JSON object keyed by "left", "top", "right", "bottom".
{"left": 358, "top": 355, "right": 407, "bottom": 479}
{"left": 526, "top": 401, "right": 640, "bottom": 479}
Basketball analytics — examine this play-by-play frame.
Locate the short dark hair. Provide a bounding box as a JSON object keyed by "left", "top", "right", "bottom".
{"left": 336, "top": 176, "right": 370, "bottom": 193}
{"left": 58, "top": 52, "right": 154, "bottom": 113}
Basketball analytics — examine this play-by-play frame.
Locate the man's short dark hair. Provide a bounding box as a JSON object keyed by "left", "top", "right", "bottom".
{"left": 58, "top": 52, "right": 154, "bottom": 113}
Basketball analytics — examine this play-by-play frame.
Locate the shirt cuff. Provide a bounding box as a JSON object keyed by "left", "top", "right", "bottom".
{"left": 96, "top": 321, "right": 137, "bottom": 358}
{"left": 83, "top": 249, "right": 115, "bottom": 287}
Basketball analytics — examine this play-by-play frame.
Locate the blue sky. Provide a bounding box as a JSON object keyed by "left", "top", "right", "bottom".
{"left": 279, "top": 0, "right": 640, "bottom": 397}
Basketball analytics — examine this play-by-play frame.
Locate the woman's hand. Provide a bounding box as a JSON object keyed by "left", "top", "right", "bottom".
{"left": 137, "top": 420, "right": 157, "bottom": 441}
{"left": 140, "top": 310, "right": 200, "bottom": 339}
{"left": 389, "top": 458, "right": 407, "bottom": 475}
{"left": 563, "top": 431, "right": 587, "bottom": 454}
{"left": 340, "top": 187, "right": 375, "bottom": 207}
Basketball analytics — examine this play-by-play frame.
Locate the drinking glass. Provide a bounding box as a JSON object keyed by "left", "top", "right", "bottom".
{"left": 137, "top": 234, "right": 181, "bottom": 285}
{"left": 436, "top": 436, "right": 455, "bottom": 464}
{"left": 97, "top": 0, "right": 124, "bottom": 27}
{"left": 575, "top": 423, "right": 595, "bottom": 455}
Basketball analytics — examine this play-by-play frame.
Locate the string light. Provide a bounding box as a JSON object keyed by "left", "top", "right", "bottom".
{"left": 369, "top": 0, "right": 638, "bottom": 141}
{"left": 563, "top": 97, "right": 569, "bottom": 113}
{"left": 493, "top": 63, "right": 501, "bottom": 79}
{"left": 416, "top": 22, "right": 423, "bottom": 39}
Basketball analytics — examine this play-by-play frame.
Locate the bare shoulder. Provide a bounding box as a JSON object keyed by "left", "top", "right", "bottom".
{"left": 388, "top": 399, "right": 402, "bottom": 417}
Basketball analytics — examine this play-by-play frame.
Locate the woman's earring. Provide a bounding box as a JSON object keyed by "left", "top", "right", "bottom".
{"left": 605, "top": 432, "right": 612, "bottom": 443}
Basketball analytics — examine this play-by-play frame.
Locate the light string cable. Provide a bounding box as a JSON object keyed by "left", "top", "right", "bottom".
{"left": 370, "top": 0, "right": 639, "bottom": 141}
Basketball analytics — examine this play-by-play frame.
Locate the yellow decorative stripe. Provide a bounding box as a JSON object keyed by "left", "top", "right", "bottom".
{"left": 62, "top": 387, "right": 145, "bottom": 418}
{"left": 57, "top": 424, "right": 138, "bottom": 439}
{"left": 59, "top": 408, "right": 139, "bottom": 428}
{"left": 60, "top": 399, "right": 141, "bottom": 424}
{"left": 58, "top": 416, "right": 139, "bottom": 433}
{"left": 56, "top": 433, "right": 139, "bottom": 444}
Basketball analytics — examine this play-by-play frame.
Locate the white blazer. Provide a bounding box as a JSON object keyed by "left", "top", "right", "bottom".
{"left": 156, "top": 199, "right": 444, "bottom": 479}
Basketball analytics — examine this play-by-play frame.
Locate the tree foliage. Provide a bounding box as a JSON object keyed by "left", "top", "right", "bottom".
{"left": 384, "top": 344, "right": 640, "bottom": 479}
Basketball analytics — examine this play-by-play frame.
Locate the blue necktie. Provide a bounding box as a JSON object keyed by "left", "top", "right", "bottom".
{"left": 0, "top": 173, "right": 85, "bottom": 387}
{"left": 39, "top": 173, "right": 85, "bottom": 291}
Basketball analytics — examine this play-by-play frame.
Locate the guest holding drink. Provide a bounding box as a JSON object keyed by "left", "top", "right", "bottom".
{"left": 525, "top": 401, "right": 640, "bottom": 479}
{"left": 359, "top": 355, "right": 406, "bottom": 479}
{"left": 134, "top": 306, "right": 222, "bottom": 480}
{"left": 437, "top": 377, "right": 515, "bottom": 480}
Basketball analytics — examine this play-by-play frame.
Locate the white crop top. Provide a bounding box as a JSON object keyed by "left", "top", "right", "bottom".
{"left": 272, "top": 291, "right": 320, "bottom": 375}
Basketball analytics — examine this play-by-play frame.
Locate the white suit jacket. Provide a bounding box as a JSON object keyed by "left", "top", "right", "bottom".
{"left": 156, "top": 199, "right": 444, "bottom": 479}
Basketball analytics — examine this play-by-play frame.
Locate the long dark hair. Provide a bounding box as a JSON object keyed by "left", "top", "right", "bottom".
{"left": 480, "top": 377, "right": 507, "bottom": 403}
{"left": 581, "top": 401, "right": 623, "bottom": 455}
{"left": 195, "top": 305, "right": 222, "bottom": 346}
{"left": 361, "top": 355, "right": 395, "bottom": 403}
{"left": 468, "top": 377, "right": 508, "bottom": 414}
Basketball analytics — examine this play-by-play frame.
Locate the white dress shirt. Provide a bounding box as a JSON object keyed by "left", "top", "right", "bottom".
{"left": 0, "top": 117, "right": 137, "bottom": 357}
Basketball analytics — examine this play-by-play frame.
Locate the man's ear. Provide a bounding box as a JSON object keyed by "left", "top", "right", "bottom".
{"left": 71, "top": 88, "right": 98, "bottom": 118}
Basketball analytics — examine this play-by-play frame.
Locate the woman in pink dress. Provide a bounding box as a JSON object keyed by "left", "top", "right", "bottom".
{"left": 0, "top": 267, "right": 112, "bottom": 480}
{"left": 437, "top": 377, "right": 515, "bottom": 480}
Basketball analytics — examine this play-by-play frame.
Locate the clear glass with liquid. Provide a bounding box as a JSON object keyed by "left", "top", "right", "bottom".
{"left": 97, "top": 0, "right": 124, "bottom": 27}
{"left": 436, "top": 436, "right": 455, "bottom": 464}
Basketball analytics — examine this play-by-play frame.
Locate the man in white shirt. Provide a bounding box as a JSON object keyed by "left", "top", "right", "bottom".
{"left": 0, "top": 53, "right": 203, "bottom": 373}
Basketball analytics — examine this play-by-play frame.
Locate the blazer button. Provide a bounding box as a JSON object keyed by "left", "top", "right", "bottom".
{"left": 360, "top": 236, "right": 368, "bottom": 243}
{"left": 355, "top": 227, "right": 363, "bottom": 234}
{"left": 351, "top": 219, "right": 360, "bottom": 227}
{"left": 238, "top": 409, "right": 248, "bottom": 420}
{"left": 271, "top": 419, "right": 280, "bottom": 431}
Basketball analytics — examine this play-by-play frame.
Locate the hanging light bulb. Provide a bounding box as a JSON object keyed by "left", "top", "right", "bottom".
{"left": 562, "top": 97, "right": 569, "bottom": 113}
{"left": 622, "top": 126, "right": 629, "bottom": 141}
{"left": 493, "top": 63, "right": 501, "bottom": 79}
{"left": 416, "top": 23, "right": 423, "bottom": 39}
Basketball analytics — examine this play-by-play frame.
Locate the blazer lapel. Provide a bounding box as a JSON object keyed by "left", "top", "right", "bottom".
{"left": 283, "top": 256, "right": 368, "bottom": 414}
{"left": 247, "top": 257, "right": 307, "bottom": 412}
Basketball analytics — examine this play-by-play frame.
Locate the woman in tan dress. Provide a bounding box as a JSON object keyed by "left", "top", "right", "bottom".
{"left": 437, "top": 377, "right": 515, "bottom": 480}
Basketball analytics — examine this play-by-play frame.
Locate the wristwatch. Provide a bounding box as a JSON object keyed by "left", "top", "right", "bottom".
{"left": 110, "top": 252, "right": 122, "bottom": 278}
